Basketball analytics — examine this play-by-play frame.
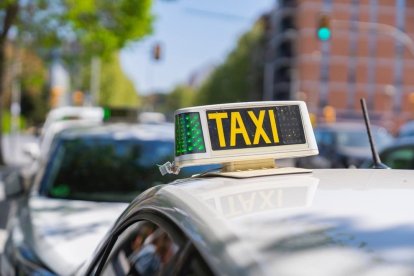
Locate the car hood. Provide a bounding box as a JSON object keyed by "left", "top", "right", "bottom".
{"left": 27, "top": 196, "right": 127, "bottom": 276}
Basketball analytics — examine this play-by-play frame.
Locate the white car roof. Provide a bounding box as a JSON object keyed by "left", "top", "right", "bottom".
{"left": 42, "top": 107, "right": 104, "bottom": 135}
{"left": 148, "top": 169, "right": 414, "bottom": 276}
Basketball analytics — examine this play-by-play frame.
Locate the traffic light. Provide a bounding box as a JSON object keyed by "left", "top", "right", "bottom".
{"left": 50, "top": 87, "right": 62, "bottom": 108}
{"left": 72, "top": 90, "right": 84, "bottom": 106}
{"left": 317, "top": 14, "right": 331, "bottom": 41}
{"left": 152, "top": 43, "right": 162, "bottom": 61}
{"left": 323, "top": 105, "right": 336, "bottom": 123}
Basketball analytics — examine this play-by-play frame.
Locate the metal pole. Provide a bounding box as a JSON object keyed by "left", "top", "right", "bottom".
{"left": 10, "top": 47, "right": 21, "bottom": 165}
{"left": 319, "top": 0, "right": 332, "bottom": 114}
{"left": 90, "top": 56, "right": 101, "bottom": 106}
{"left": 367, "top": 0, "right": 378, "bottom": 109}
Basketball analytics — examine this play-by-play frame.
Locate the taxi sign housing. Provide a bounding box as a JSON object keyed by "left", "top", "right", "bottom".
{"left": 174, "top": 101, "right": 318, "bottom": 168}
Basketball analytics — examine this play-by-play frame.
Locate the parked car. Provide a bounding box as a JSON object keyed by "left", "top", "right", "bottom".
{"left": 41, "top": 106, "right": 104, "bottom": 137}
{"left": 1, "top": 122, "right": 213, "bottom": 275}
{"left": 397, "top": 120, "right": 414, "bottom": 138}
{"left": 362, "top": 137, "right": 414, "bottom": 169}
{"left": 71, "top": 101, "right": 414, "bottom": 276}
{"left": 296, "top": 122, "right": 393, "bottom": 168}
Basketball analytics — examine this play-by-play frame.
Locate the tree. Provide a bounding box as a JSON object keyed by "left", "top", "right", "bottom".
{"left": 17, "top": 47, "right": 48, "bottom": 126}
{"left": 99, "top": 52, "right": 140, "bottom": 108}
{"left": 0, "top": 0, "right": 153, "bottom": 164}
{"left": 164, "top": 85, "right": 196, "bottom": 113}
{"left": 195, "top": 21, "right": 266, "bottom": 105}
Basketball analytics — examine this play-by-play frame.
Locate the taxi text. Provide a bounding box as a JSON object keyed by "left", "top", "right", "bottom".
{"left": 207, "top": 108, "right": 280, "bottom": 150}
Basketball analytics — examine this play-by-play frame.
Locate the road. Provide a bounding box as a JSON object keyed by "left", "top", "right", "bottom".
{"left": 0, "top": 133, "right": 37, "bottom": 255}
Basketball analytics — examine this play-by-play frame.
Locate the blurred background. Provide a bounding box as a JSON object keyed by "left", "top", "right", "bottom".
{"left": 2, "top": 0, "right": 414, "bottom": 166}
{"left": 2, "top": 0, "right": 414, "bottom": 268}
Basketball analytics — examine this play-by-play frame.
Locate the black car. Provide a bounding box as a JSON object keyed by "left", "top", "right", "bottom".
{"left": 374, "top": 137, "right": 414, "bottom": 169}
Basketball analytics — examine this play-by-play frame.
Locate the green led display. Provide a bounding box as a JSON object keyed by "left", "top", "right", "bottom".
{"left": 175, "top": 112, "right": 206, "bottom": 156}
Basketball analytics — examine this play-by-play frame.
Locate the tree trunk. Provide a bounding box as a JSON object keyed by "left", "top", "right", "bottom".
{"left": 0, "top": 39, "right": 7, "bottom": 165}
{"left": 0, "top": 2, "right": 19, "bottom": 165}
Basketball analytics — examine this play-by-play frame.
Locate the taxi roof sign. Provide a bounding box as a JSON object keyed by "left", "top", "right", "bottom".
{"left": 173, "top": 101, "right": 318, "bottom": 169}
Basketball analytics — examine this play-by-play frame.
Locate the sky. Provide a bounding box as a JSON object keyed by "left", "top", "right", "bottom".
{"left": 120, "top": 0, "right": 275, "bottom": 95}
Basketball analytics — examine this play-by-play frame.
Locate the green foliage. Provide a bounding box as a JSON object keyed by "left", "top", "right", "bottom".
{"left": 15, "top": 0, "right": 153, "bottom": 61}
{"left": 195, "top": 22, "right": 265, "bottom": 105}
{"left": 1, "top": 47, "right": 48, "bottom": 127}
{"left": 99, "top": 53, "right": 140, "bottom": 108}
{"left": 19, "top": 49, "right": 49, "bottom": 125}
{"left": 165, "top": 85, "right": 196, "bottom": 112}
{"left": 0, "top": 0, "right": 153, "bottom": 136}
{"left": 2, "top": 111, "right": 26, "bottom": 134}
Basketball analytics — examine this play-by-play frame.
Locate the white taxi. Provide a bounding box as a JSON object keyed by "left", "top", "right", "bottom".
{"left": 71, "top": 102, "right": 413, "bottom": 275}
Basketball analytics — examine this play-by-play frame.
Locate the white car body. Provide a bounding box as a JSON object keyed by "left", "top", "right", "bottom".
{"left": 2, "top": 122, "right": 177, "bottom": 276}
{"left": 42, "top": 107, "right": 104, "bottom": 136}
{"left": 15, "top": 197, "right": 127, "bottom": 275}
{"left": 79, "top": 169, "right": 414, "bottom": 276}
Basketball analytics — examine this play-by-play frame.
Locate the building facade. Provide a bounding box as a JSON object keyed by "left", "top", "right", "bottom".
{"left": 266, "top": 0, "right": 414, "bottom": 132}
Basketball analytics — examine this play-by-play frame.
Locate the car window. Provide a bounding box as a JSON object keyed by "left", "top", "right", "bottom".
{"left": 99, "top": 220, "right": 182, "bottom": 276}
{"left": 381, "top": 147, "right": 414, "bottom": 169}
{"left": 336, "top": 129, "right": 392, "bottom": 149}
{"left": 399, "top": 130, "right": 414, "bottom": 138}
{"left": 177, "top": 246, "right": 213, "bottom": 276}
{"left": 39, "top": 137, "right": 179, "bottom": 202}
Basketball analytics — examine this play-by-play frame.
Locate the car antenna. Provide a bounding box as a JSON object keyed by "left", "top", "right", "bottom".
{"left": 360, "top": 98, "right": 389, "bottom": 169}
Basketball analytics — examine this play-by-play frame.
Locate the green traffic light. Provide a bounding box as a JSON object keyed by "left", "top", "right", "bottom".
{"left": 317, "top": 27, "right": 331, "bottom": 41}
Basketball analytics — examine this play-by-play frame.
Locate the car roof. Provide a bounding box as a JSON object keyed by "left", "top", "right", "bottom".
{"left": 125, "top": 169, "right": 414, "bottom": 275}
{"left": 316, "top": 122, "right": 385, "bottom": 131}
{"left": 381, "top": 136, "right": 414, "bottom": 150}
{"left": 399, "top": 120, "right": 414, "bottom": 130}
{"left": 57, "top": 122, "right": 175, "bottom": 141}
{"left": 398, "top": 121, "right": 414, "bottom": 136}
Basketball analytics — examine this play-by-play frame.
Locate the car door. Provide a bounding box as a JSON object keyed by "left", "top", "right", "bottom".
{"left": 87, "top": 211, "right": 214, "bottom": 276}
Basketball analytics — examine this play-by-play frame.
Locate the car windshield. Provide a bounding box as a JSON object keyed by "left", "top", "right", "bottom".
{"left": 40, "top": 137, "right": 186, "bottom": 202}
{"left": 336, "top": 129, "right": 392, "bottom": 149}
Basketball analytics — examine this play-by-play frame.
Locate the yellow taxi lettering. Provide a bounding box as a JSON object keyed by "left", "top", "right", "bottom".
{"left": 208, "top": 113, "right": 228, "bottom": 147}
{"left": 268, "top": 109, "right": 279, "bottom": 143}
{"left": 248, "top": 110, "right": 271, "bottom": 145}
{"left": 230, "top": 112, "right": 251, "bottom": 146}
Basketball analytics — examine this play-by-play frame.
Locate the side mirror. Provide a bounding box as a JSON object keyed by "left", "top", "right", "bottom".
{"left": 22, "top": 142, "right": 40, "bottom": 161}
{"left": 3, "top": 170, "right": 25, "bottom": 199}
